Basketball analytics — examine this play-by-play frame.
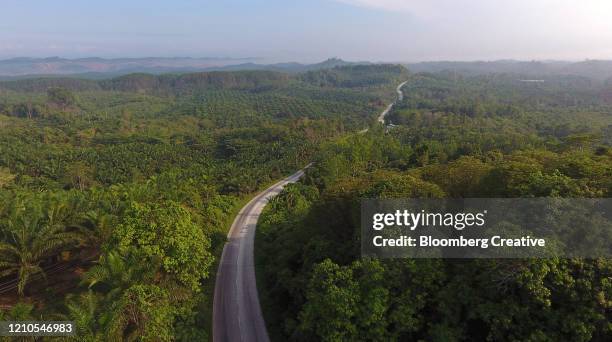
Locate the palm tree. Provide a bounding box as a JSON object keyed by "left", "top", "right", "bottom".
{"left": 0, "top": 302, "right": 36, "bottom": 342}
{"left": 0, "top": 199, "right": 80, "bottom": 296}
{"left": 81, "top": 250, "right": 151, "bottom": 295}
{"left": 64, "top": 291, "right": 104, "bottom": 342}
{"left": 76, "top": 210, "right": 117, "bottom": 249}
{"left": 82, "top": 251, "right": 167, "bottom": 341}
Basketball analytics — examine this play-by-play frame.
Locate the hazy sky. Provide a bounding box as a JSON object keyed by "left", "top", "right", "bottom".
{"left": 1, "top": 0, "right": 611, "bottom": 62}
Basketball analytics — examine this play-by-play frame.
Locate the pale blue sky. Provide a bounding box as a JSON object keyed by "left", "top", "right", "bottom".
{"left": 1, "top": 0, "right": 611, "bottom": 62}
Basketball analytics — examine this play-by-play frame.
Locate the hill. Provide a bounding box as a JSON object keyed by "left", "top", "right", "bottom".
{"left": 0, "top": 57, "right": 363, "bottom": 79}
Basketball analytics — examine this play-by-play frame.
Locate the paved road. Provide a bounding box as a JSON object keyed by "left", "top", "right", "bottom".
{"left": 359, "top": 80, "right": 407, "bottom": 133}
{"left": 377, "top": 81, "right": 408, "bottom": 124}
{"left": 213, "top": 167, "right": 309, "bottom": 342}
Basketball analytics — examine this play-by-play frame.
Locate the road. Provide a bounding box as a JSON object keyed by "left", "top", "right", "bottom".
{"left": 212, "top": 80, "right": 407, "bottom": 342}
{"left": 359, "top": 80, "right": 407, "bottom": 133}
{"left": 213, "top": 167, "right": 309, "bottom": 342}
{"left": 377, "top": 80, "right": 407, "bottom": 124}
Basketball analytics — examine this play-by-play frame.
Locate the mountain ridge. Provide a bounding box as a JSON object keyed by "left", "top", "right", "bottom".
{"left": 0, "top": 57, "right": 362, "bottom": 79}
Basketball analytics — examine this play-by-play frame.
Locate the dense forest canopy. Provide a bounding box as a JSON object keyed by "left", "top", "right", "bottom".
{"left": 256, "top": 72, "right": 612, "bottom": 341}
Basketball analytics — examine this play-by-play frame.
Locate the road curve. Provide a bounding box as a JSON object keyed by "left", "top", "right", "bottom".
{"left": 213, "top": 167, "right": 309, "bottom": 342}
{"left": 359, "top": 80, "right": 407, "bottom": 133}
{"left": 377, "top": 80, "right": 408, "bottom": 124}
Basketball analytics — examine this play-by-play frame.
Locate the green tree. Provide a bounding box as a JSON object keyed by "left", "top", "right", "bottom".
{"left": 104, "top": 285, "right": 175, "bottom": 342}
{"left": 77, "top": 211, "right": 117, "bottom": 250}
{"left": 47, "top": 87, "right": 75, "bottom": 108}
{"left": 64, "top": 161, "right": 96, "bottom": 190}
{"left": 0, "top": 167, "right": 15, "bottom": 188}
{"left": 0, "top": 303, "right": 36, "bottom": 342}
{"left": 82, "top": 250, "right": 152, "bottom": 298}
{"left": 0, "top": 199, "right": 80, "bottom": 296}
{"left": 114, "top": 201, "right": 213, "bottom": 291}
{"left": 299, "top": 259, "right": 359, "bottom": 341}
{"left": 64, "top": 291, "right": 104, "bottom": 342}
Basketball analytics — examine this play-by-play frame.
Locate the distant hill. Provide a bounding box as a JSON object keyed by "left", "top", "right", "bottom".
{"left": 0, "top": 57, "right": 363, "bottom": 79}
{"left": 406, "top": 60, "right": 612, "bottom": 81}
{"left": 205, "top": 58, "right": 361, "bottom": 73}
{"left": 0, "top": 57, "right": 256, "bottom": 77}
{"left": 0, "top": 64, "right": 406, "bottom": 94}
{"left": 7, "top": 57, "right": 612, "bottom": 83}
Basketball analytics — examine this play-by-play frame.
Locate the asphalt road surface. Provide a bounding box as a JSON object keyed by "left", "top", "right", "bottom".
{"left": 212, "top": 167, "right": 308, "bottom": 342}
